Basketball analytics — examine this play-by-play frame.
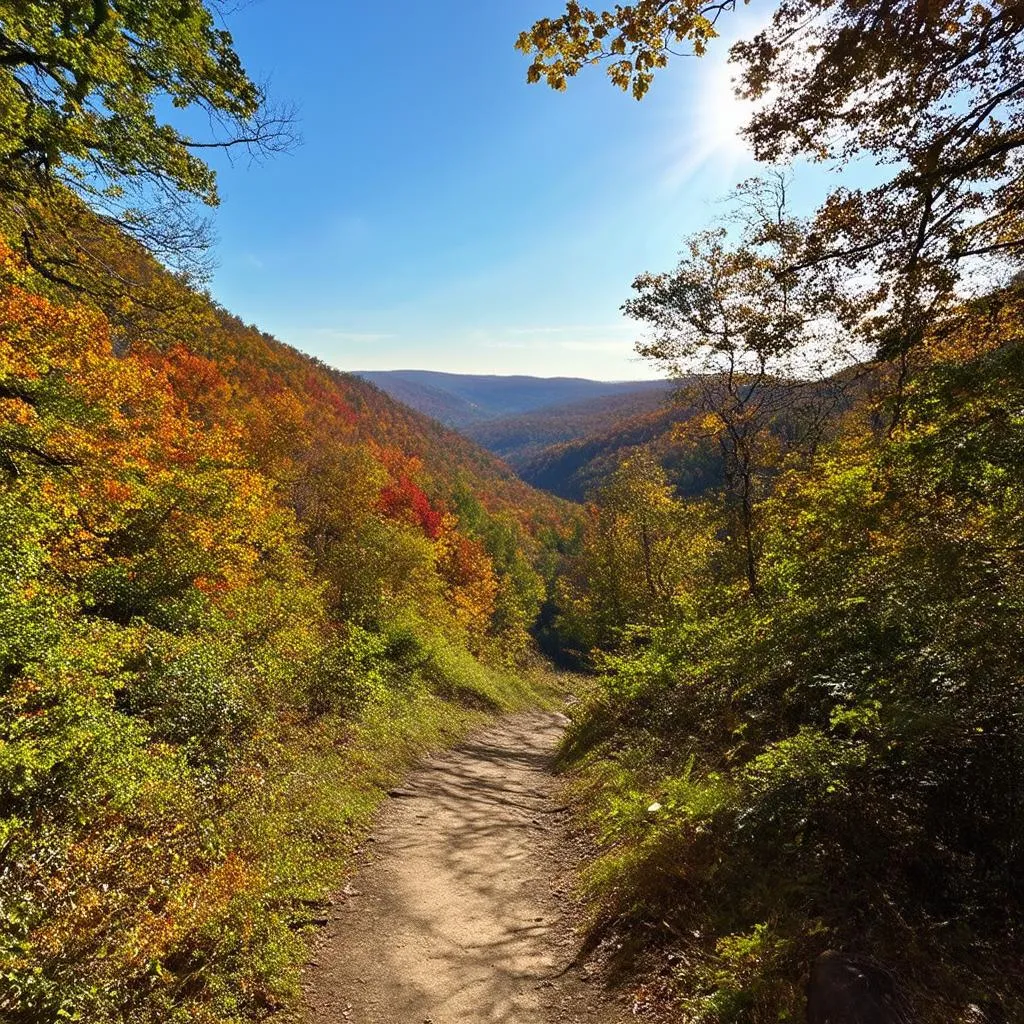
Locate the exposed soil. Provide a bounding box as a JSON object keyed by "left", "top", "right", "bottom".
{"left": 300, "top": 710, "right": 634, "bottom": 1024}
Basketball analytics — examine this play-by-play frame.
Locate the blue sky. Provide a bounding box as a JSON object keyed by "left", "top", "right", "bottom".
{"left": 200, "top": 0, "right": 819, "bottom": 380}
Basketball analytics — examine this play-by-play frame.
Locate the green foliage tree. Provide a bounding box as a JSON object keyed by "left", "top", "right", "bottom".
{"left": 0, "top": 0, "right": 294, "bottom": 279}
{"left": 625, "top": 175, "right": 855, "bottom": 592}
{"left": 448, "top": 483, "right": 545, "bottom": 659}
{"left": 560, "top": 287, "right": 1024, "bottom": 1021}
{"left": 557, "top": 453, "right": 713, "bottom": 652}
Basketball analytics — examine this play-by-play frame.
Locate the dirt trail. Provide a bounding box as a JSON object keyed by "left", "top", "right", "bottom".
{"left": 301, "top": 710, "right": 631, "bottom": 1024}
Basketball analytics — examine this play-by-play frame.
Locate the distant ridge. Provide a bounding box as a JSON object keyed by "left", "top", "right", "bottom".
{"left": 357, "top": 369, "right": 668, "bottom": 429}
{"left": 463, "top": 387, "right": 677, "bottom": 468}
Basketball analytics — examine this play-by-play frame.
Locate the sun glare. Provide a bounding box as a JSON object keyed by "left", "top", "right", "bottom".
{"left": 662, "top": 54, "right": 754, "bottom": 192}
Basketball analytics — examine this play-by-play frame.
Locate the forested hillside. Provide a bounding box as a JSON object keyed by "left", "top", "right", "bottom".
{"left": 464, "top": 384, "right": 672, "bottom": 459}
{"left": 359, "top": 370, "right": 666, "bottom": 429}
{"left": 548, "top": 296, "right": 1024, "bottom": 1021}
{"left": 0, "top": 190, "right": 570, "bottom": 1021}
{"left": 2, "top": 0, "right": 1023, "bottom": 1022}
{"left": 362, "top": 373, "right": 701, "bottom": 503}
{"left": 490, "top": 389, "right": 707, "bottom": 501}
{"left": 512, "top": 371, "right": 866, "bottom": 501}
{"left": 518, "top": 0, "right": 1024, "bottom": 1019}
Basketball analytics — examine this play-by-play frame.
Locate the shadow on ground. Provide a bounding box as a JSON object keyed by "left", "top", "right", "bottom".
{"left": 302, "top": 711, "right": 629, "bottom": 1024}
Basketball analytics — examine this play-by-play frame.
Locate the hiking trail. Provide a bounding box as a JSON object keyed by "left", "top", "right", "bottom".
{"left": 301, "top": 709, "right": 632, "bottom": 1024}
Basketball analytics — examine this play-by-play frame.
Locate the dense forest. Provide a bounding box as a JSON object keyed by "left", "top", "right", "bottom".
{"left": 0, "top": 208, "right": 576, "bottom": 1020}
{"left": 358, "top": 371, "right": 671, "bottom": 431}
{"left": 363, "top": 375, "right": 693, "bottom": 502}
{"left": 1, "top": 0, "right": 1023, "bottom": 1023}
{"left": 494, "top": 391, "right": 710, "bottom": 501}
{"left": 0, "top": 41, "right": 570, "bottom": 1013}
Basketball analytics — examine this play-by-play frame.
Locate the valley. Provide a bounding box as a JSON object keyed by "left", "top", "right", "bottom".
{"left": 2, "top": 2, "right": 1022, "bottom": 1024}
{"left": 360, "top": 371, "right": 697, "bottom": 502}
{"left": 357, "top": 370, "right": 669, "bottom": 430}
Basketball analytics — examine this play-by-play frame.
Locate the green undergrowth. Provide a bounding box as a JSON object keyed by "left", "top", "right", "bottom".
{"left": 0, "top": 241, "right": 569, "bottom": 1024}
{"left": 558, "top": 676, "right": 1024, "bottom": 1024}
{"left": 551, "top": 337, "right": 1024, "bottom": 1024}
{"left": 1, "top": 600, "right": 559, "bottom": 1024}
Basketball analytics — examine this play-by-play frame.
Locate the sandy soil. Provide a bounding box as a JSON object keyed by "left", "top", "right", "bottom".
{"left": 300, "top": 710, "right": 633, "bottom": 1024}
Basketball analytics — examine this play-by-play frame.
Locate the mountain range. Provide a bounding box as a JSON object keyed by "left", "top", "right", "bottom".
{"left": 358, "top": 369, "right": 692, "bottom": 501}
{"left": 357, "top": 369, "right": 670, "bottom": 429}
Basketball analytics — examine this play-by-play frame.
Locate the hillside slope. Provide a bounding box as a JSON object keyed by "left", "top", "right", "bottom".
{"left": 205, "top": 330, "right": 565, "bottom": 527}
{"left": 462, "top": 384, "right": 675, "bottom": 467}
{"left": 467, "top": 374, "right": 860, "bottom": 503}
{"left": 0, "top": 199, "right": 571, "bottom": 1024}
{"left": 358, "top": 370, "right": 694, "bottom": 503}
{"left": 514, "top": 398, "right": 714, "bottom": 501}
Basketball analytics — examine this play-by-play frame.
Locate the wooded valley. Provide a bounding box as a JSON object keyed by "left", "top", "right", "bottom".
{"left": 1, "top": 0, "right": 1022, "bottom": 1022}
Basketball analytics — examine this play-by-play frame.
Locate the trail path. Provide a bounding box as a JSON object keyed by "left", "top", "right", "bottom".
{"left": 301, "top": 710, "right": 632, "bottom": 1024}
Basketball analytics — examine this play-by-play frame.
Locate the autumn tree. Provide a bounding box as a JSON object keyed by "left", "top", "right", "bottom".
{"left": 0, "top": 0, "right": 294, "bottom": 281}
{"left": 519, "top": 0, "right": 1024, "bottom": 365}
{"left": 447, "top": 483, "right": 545, "bottom": 660}
{"left": 556, "top": 453, "right": 713, "bottom": 651}
{"left": 625, "top": 175, "right": 854, "bottom": 593}
{"left": 516, "top": 0, "right": 736, "bottom": 99}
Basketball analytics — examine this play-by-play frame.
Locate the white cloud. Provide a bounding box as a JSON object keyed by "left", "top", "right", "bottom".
{"left": 558, "top": 339, "right": 636, "bottom": 354}
{"left": 501, "top": 324, "right": 635, "bottom": 337}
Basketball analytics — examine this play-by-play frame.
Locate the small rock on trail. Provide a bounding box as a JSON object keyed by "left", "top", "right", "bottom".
{"left": 302, "top": 710, "right": 630, "bottom": 1024}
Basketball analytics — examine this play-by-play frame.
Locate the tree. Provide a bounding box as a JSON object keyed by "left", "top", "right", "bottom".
{"left": 625, "top": 175, "right": 855, "bottom": 593}
{"left": 0, "top": 0, "right": 294, "bottom": 281}
{"left": 516, "top": 0, "right": 738, "bottom": 100}
{"left": 557, "top": 452, "right": 709, "bottom": 651}
{"left": 519, "top": 0, "right": 1024, "bottom": 363}
{"left": 735, "top": 0, "right": 1024, "bottom": 384}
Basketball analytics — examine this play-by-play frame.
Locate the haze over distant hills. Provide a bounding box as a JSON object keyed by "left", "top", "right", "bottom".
{"left": 357, "top": 370, "right": 702, "bottom": 501}
{"left": 463, "top": 388, "right": 674, "bottom": 464}
{"left": 359, "top": 370, "right": 864, "bottom": 502}
{"left": 357, "top": 369, "right": 669, "bottom": 430}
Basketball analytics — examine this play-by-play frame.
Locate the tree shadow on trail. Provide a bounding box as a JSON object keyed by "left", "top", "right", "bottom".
{"left": 326, "top": 713, "right": 598, "bottom": 1024}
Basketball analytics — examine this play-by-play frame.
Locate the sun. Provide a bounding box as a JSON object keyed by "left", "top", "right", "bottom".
{"left": 701, "top": 55, "right": 752, "bottom": 160}
{"left": 661, "top": 52, "right": 754, "bottom": 192}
